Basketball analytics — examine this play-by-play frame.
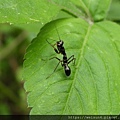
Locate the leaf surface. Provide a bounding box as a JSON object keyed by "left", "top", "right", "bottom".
{"left": 23, "top": 18, "right": 120, "bottom": 115}
{"left": 81, "top": 0, "right": 111, "bottom": 21}
{"left": 0, "top": 0, "right": 111, "bottom": 24}
{"left": 107, "top": 0, "right": 120, "bottom": 21}
{"left": 0, "top": 0, "right": 66, "bottom": 24}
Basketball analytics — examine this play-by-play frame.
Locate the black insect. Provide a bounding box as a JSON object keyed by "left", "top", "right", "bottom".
{"left": 46, "top": 25, "right": 75, "bottom": 79}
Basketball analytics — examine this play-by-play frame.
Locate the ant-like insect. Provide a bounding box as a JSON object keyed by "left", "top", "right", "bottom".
{"left": 46, "top": 24, "right": 76, "bottom": 79}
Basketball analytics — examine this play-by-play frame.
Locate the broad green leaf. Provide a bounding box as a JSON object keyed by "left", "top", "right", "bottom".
{"left": 107, "top": 0, "right": 120, "bottom": 21}
{"left": 0, "top": 0, "right": 67, "bottom": 24}
{"left": 23, "top": 18, "right": 120, "bottom": 115}
{"left": 76, "top": 0, "right": 111, "bottom": 21}
{"left": 0, "top": 0, "right": 111, "bottom": 24}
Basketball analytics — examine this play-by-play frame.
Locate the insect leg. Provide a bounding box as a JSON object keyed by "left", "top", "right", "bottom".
{"left": 49, "top": 56, "right": 61, "bottom": 61}
{"left": 67, "top": 55, "right": 76, "bottom": 65}
{"left": 46, "top": 57, "right": 63, "bottom": 79}
{"left": 46, "top": 39, "right": 60, "bottom": 54}
{"left": 49, "top": 57, "right": 63, "bottom": 68}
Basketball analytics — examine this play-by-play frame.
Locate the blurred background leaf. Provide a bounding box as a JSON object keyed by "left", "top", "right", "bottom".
{"left": 107, "top": 0, "right": 120, "bottom": 24}
{"left": 0, "top": 24, "right": 30, "bottom": 115}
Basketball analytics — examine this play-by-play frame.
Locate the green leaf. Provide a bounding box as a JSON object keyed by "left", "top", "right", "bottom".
{"left": 0, "top": 0, "right": 111, "bottom": 24}
{"left": 107, "top": 0, "right": 120, "bottom": 21}
{"left": 23, "top": 18, "right": 120, "bottom": 115}
{"left": 0, "top": 0, "right": 67, "bottom": 24}
{"left": 76, "top": 0, "right": 111, "bottom": 21}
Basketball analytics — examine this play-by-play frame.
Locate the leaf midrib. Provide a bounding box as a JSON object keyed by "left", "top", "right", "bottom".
{"left": 62, "top": 23, "right": 93, "bottom": 114}
{"left": 80, "top": 0, "right": 92, "bottom": 19}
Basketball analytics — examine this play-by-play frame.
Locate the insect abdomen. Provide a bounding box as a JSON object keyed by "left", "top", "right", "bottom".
{"left": 64, "top": 65, "right": 71, "bottom": 76}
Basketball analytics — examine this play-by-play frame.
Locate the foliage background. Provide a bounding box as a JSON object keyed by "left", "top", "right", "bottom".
{"left": 0, "top": 0, "right": 120, "bottom": 115}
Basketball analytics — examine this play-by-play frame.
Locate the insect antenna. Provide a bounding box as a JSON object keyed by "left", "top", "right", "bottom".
{"left": 54, "top": 23, "right": 61, "bottom": 40}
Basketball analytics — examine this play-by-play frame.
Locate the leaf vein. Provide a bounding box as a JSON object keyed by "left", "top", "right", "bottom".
{"left": 83, "top": 57, "right": 98, "bottom": 114}
{"left": 62, "top": 24, "right": 92, "bottom": 114}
